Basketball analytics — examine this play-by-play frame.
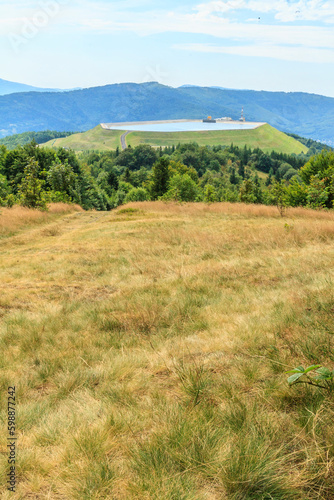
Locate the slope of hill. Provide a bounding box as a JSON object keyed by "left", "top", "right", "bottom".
{"left": 43, "top": 126, "right": 123, "bottom": 151}
{"left": 0, "top": 78, "right": 59, "bottom": 96}
{"left": 0, "top": 82, "right": 333, "bottom": 143}
{"left": 42, "top": 123, "right": 308, "bottom": 155}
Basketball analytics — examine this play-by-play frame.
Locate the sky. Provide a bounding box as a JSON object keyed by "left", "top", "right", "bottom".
{"left": 1, "top": 0, "right": 334, "bottom": 96}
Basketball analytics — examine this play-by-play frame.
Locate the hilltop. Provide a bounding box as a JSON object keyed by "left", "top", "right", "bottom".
{"left": 0, "top": 82, "right": 333, "bottom": 143}
{"left": 42, "top": 123, "right": 308, "bottom": 155}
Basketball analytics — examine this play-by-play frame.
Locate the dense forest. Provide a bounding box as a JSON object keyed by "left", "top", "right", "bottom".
{"left": 0, "top": 140, "right": 333, "bottom": 212}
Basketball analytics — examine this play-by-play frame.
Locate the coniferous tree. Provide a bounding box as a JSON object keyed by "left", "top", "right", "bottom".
{"left": 107, "top": 168, "right": 119, "bottom": 191}
{"left": 18, "top": 157, "right": 47, "bottom": 210}
{"left": 123, "top": 167, "right": 131, "bottom": 183}
{"left": 149, "top": 156, "right": 170, "bottom": 199}
{"left": 238, "top": 162, "right": 245, "bottom": 178}
{"left": 266, "top": 168, "right": 273, "bottom": 186}
{"left": 230, "top": 167, "right": 238, "bottom": 185}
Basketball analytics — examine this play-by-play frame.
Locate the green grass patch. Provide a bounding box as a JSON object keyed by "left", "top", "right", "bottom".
{"left": 41, "top": 125, "right": 123, "bottom": 151}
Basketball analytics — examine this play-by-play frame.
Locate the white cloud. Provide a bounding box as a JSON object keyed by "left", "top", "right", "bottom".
{"left": 85, "top": 14, "right": 333, "bottom": 52}
{"left": 194, "top": 0, "right": 334, "bottom": 23}
{"left": 1, "top": 0, "right": 333, "bottom": 66}
{"left": 283, "top": 0, "right": 334, "bottom": 23}
{"left": 274, "top": 1, "right": 334, "bottom": 23}
{"left": 174, "top": 42, "right": 334, "bottom": 63}
{"left": 195, "top": 0, "right": 246, "bottom": 16}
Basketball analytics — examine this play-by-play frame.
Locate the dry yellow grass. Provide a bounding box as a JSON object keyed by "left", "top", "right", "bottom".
{"left": 0, "top": 202, "right": 333, "bottom": 499}
{"left": 125, "top": 201, "right": 334, "bottom": 220}
{"left": 0, "top": 203, "right": 83, "bottom": 238}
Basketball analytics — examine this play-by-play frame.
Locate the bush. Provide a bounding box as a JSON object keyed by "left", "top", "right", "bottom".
{"left": 285, "top": 177, "right": 308, "bottom": 207}
{"left": 162, "top": 174, "right": 200, "bottom": 202}
{"left": 203, "top": 184, "right": 218, "bottom": 203}
{"left": 0, "top": 174, "right": 10, "bottom": 201}
{"left": 47, "top": 159, "right": 78, "bottom": 202}
{"left": 283, "top": 168, "right": 299, "bottom": 181}
{"left": 239, "top": 178, "right": 262, "bottom": 204}
{"left": 125, "top": 187, "right": 150, "bottom": 202}
{"left": 269, "top": 180, "right": 289, "bottom": 216}
{"left": 112, "top": 190, "right": 127, "bottom": 208}
{"left": 6, "top": 194, "right": 16, "bottom": 208}
{"left": 306, "top": 175, "right": 329, "bottom": 209}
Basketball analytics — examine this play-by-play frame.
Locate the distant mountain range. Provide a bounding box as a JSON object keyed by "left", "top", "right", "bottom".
{"left": 0, "top": 81, "right": 333, "bottom": 144}
{"left": 0, "top": 78, "right": 61, "bottom": 96}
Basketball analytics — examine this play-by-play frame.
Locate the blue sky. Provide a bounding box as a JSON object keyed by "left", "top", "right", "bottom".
{"left": 1, "top": 0, "right": 334, "bottom": 96}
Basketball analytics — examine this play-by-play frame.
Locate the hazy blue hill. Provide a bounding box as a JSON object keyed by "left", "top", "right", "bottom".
{"left": 0, "top": 82, "right": 333, "bottom": 143}
{"left": 0, "top": 78, "right": 60, "bottom": 96}
{"left": 0, "top": 83, "right": 198, "bottom": 136}
{"left": 179, "top": 87, "right": 334, "bottom": 144}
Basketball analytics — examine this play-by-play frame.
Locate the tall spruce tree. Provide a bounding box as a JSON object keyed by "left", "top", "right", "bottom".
{"left": 149, "top": 156, "right": 170, "bottom": 199}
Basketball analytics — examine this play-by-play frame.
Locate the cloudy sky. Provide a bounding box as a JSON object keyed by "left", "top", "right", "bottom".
{"left": 1, "top": 0, "right": 334, "bottom": 96}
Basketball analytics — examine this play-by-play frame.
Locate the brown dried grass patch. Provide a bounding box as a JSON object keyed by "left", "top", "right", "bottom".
{"left": 123, "top": 201, "right": 334, "bottom": 221}
{"left": 0, "top": 203, "right": 82, "bottom": 237}
{"left": 48, "top": 203, "right": 83, "bottom": 214}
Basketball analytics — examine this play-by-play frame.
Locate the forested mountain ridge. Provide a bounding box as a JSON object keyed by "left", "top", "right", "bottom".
{"left": 0, "top": 82, "right": 333, "bottom": 144}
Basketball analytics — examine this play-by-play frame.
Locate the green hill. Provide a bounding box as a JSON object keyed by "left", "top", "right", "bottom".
{"left": 127, "top": 124, "right": 308, "bottom": 154}
{"left": 43, "top": 126, "right": 123, "bottom": 151}
{"left": 42, "top": 123, "right": 308, "bottom": 155}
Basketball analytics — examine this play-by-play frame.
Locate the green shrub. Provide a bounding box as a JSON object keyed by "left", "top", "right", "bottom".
{"left": 125, "top": 187, "right": 150, "bottom": 202}
{"left": 162, "top": 173, "right": 200, "bottom": 202}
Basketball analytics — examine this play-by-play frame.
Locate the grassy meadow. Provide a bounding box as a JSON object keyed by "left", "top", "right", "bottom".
{"left": 0, "top": 202, "right": 334, "bottom": 499}
{"left": 41, "top": 124, "right": 308, "bottom": 155}
{"left": 0, "top": 203, "right": 83, "bottom": 239}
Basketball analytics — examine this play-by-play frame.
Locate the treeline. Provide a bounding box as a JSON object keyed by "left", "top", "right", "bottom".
{"left": 0, "top": 131, "right": 76, "bottom": 150}
{"left": 286, "top": 133, "right": 333, "bottom": 155}
{"left": 0, "top": 141, "right": 109, "bottom": 210}
{"left": 0, "top": 141, "right": 333, "bottom": 211}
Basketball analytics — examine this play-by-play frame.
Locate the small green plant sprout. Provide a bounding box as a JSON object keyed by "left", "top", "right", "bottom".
{"left": 286, "top": 365, "right": 334, "bottom": 391}
{"left": 284, "top": 222, "right": 293, "bottom": 232}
